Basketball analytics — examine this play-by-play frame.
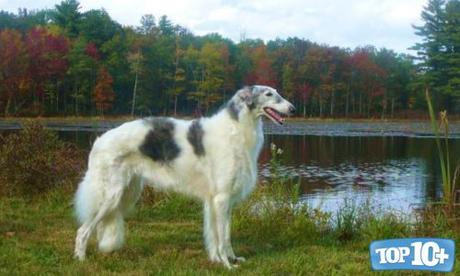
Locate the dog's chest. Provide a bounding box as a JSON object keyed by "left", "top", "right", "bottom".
{"left": 231, "top": 128, "right": 263, "bottom": 201}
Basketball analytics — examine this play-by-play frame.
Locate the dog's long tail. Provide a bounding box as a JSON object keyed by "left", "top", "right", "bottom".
{"left": 74, "top": 172, "right": 126, "bottom": 252}
{"left": 74, "top": 173, "right": 100, "bottom": 225}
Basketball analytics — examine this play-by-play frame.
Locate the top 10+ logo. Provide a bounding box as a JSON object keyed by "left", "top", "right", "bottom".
{"left": 369, "top": 238, "right": 455, "bottom": 272}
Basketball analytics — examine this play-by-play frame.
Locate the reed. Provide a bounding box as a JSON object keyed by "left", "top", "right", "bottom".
{"left": 425, "top": 88, "right": 459, "bottom": 209}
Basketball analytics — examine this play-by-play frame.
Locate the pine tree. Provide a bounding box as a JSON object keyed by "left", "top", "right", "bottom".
{"left": 411, "top": 0, "right": 460, "bottom": 110}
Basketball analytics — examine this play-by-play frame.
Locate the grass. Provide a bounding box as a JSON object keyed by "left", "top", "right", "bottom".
{"left": 1, "top": 187, "right": 459, "bottom": 275}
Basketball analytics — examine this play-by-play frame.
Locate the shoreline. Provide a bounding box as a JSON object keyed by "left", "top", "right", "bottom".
{"left": 1, "top": 117, "right": 460, "bottom": 138}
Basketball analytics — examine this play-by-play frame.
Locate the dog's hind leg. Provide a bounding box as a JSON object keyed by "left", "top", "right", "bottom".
{"left": 96, "top": 176, "right": 144, "bottom": 253}
{"left": 97, "top": 211, "right": 124, "bottom": 253}
{"left": 74, "top": 171, "right": 126, "bottom": 261}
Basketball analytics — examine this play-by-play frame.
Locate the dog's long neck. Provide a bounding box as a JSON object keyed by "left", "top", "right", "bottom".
{"left": 209, "top": 97, "right": 263, "bottom": 152}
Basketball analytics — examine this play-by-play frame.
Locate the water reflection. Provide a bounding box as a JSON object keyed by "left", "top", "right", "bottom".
{"left": 56, "top": 131, "right": 459, "bottom": 214}
{"left": 262, "top": 135, "right": 459, "bottom": 214}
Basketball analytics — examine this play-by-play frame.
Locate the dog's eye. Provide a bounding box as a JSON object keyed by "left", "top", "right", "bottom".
{"left": 266, "top": 92, "right": 273, "bottom": 97}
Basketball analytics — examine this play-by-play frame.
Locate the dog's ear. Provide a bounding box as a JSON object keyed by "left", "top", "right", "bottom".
{"left": 238, "top": 86, "right": 255, "bottom": 109}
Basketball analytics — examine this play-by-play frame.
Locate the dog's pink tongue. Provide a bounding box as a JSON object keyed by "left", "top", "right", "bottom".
{"left": 267, "top": 108, "right": 284, "bottom": 124}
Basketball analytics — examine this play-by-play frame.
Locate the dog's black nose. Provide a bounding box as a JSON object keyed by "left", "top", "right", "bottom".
{"left": 289, "top": 105, "right": 296, "bottom": 115}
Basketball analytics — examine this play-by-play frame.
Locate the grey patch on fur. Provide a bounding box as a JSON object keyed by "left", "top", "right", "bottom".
{"left": 226, "top": 86, "right": 266, "bottom": 120}
{"left": 139, "top": 117, "right": 181, "bottom": 163}
{"left": 276, "top": 95, "right": 282, "bottom": 103}
{"left": 187, "top": 120, "right": 205, "bottom": 156}
{"left": 249, "top": 87, "right": 264, "bottom": 110}
{"left": 244, "top": 86, "right": 262, "bottom": 110}
{"left": 227, "top": 100, "right": 240, "bottom": 121}
{"left": 247, "top": 101, "right": 256, "bottom": 110}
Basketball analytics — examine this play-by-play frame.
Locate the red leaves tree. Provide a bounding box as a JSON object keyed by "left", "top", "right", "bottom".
{"left": 85, "top": 42, "right": 99, "bottom": 60}
{"left": 347, "top": 49, "right": 387, "bottom": 116}
{"left": 25, "top": 27, "right": 69, "bottom": 114}
{"left": 92, "top": 67, "right": 115, "bottom": 115}
{"left": 246, "top": 45, "right": 277, "bottom": 87}
{"left": 0, "top": 29, "right": 30, "bottom": 116}
{"left": 297, "top": 83, "right": 312, "bottom": 117}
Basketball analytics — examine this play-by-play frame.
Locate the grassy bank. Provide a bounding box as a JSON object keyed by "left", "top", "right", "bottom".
{"left": 1, "top": 187, "right": 459, "bottom": 275}
{"left": 0, "top": 189, "right": 357, "bottom": 275}
{"left": 1, "top": 122, "right": 459, "bottom": 275}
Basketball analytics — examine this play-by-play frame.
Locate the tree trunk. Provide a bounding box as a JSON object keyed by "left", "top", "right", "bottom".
{"left": 381, "top": 89, "right": 387, "bottom": 120}
{"left": 131, "top": 72, "right": 138, "bottom": 116}
{"left": 174, "top": 95, "right": 178, "bottom": 116}
{"left": 5, "top": 95, "right": 12, "bottom": 116}
{"left": 352, "top": 91, "right": 356, "bottom": 114}
{"left": 367, "top": 97, "right": 371, "bottom": 118}
{"left": 303, "top": 98, "right": 307, "bottom": 117}
{"left": 75, "top": 88, "right": 79, "bottom": 115}
{"left": 345, "top": 89, "right": 349, "bottom": 117}
{"left": 359, "top": 91, "right": 363, "bottom": 116}
{"left": 330, "top": 90, "right": 335, "bottom": 117}
{"left": 391, "top": 96, "right": 395, "bottom": 118}
{"left": 310, "top": 98, "right": 314, "bottom": 117}
{"left": 56, "top": 81, "right": 59, "bottom": 114}
{"left": 319, "top": 92, "right": 323, "bottom": 117}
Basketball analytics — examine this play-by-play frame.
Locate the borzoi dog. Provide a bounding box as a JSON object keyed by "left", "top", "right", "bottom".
{"left": 74, "top": 85, "right": 295, "bottom": 268}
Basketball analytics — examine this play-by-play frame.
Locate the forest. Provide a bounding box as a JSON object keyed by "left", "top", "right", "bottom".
{"left": 0, "top": 0, "right": 459, "bottom": 118}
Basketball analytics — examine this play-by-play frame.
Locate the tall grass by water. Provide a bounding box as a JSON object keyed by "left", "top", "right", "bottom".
{"left": 426, "top": 89, "right": 460, "bottom": 211}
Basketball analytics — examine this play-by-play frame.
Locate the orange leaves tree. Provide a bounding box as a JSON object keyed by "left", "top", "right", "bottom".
{"left": 92, "top": 67, "right": 115, "bottom": 115}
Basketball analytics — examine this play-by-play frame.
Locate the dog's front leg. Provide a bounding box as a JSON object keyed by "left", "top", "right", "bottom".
{"left": 213, "top": 193, "right": 240, "bottom": 269}
{"left": 224, "top": 206, "right": 246, "bottom": 264}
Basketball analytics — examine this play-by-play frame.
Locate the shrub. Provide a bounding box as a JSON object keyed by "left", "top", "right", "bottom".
{"left": 0, "top": 121, "right": 85, "bottom": 197}
{"left": 233, "top": 143, "right": 331, "bottom": 248}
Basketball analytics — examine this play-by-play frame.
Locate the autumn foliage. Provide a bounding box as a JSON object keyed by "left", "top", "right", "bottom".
{"left": 0, "top": 0, "right": 444, "bottom": 118}
{"left": 92, "top": 67, "right": 115, "bottom": 114}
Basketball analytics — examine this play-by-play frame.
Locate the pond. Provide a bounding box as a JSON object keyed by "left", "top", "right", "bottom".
{"left": 264, "top": 135, "right": 456, "bottom": 215}
{"left": 4, "top": 120, "right": 460, "bottom": 215}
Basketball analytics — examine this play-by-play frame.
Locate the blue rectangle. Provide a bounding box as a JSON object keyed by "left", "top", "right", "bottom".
{"left": 369, "top": 238, "right": 455, "bottom": 272}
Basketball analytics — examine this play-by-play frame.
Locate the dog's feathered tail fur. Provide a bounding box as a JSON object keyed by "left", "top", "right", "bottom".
{"left": 75, "top": 154, "right": 144, "bottom": 252}
{"left": 75, "top": 173, "right": 99, "bottom": 225}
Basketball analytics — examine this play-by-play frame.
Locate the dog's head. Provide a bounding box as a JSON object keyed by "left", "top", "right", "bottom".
{"left": 229, "top": 85, "right": 295, "bottom": 125}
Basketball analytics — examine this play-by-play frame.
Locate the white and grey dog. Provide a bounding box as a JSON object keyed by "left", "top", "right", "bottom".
{"left": 74, "top": 85, "right": 295, "bottom": 268}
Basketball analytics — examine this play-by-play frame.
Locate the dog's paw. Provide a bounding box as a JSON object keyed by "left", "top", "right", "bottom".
{"left": 74, "top": 251, "right": 86, "bottom": 261}
{"left": 233, "top": 256, "right": 246, "bottom": 263}
{"left": 230, "top": 256, "right": 246, "bottom": 263}
{"left": 223, "top": 261, "right": 240, "bottom": 269}
{"left": 209, "top": 255, "right": 221, "bottom": 263}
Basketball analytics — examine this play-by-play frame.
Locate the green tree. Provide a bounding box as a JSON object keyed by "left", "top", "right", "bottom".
{"left": 51, "top": 0, "right": 81, "bottom": 38}
{"left": 186, "top": 43, "right": 227, "bottom": 113}
{"left": 79, "top": 9, "right": 121, "bottom": 48}
{"left": 411, "top": 0, "right": 460, "bottom": 111}
{"left": 67, "top": 38, "right": 98, "bottom": 115}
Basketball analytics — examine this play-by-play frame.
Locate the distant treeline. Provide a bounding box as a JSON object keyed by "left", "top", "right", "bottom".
{"left": 0, "top": 0, "right": 458, "bottom": 117}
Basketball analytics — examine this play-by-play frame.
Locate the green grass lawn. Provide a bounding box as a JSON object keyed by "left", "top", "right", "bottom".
{"left": 1, "top": 188, "right": 458, "bottom": 275}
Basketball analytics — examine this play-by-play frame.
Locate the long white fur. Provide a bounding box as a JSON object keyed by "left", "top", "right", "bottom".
{"left": 73, "top": 85, "right": 294, "bottom": 268}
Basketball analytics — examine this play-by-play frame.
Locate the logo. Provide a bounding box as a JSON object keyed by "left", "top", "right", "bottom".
{"left": 370, "top": 238, "right": 455, "bottom": 272}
